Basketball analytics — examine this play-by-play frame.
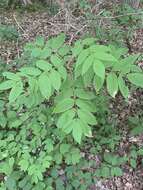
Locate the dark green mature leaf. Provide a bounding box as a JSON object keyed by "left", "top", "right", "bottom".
{"left": 130, "top": 126, "right": 143, "bottom": 136}
{"left": 107, "top": 73, "right": 118, "bottom": 97}
{"left": 38, "top": 74, "right": 51, "bottom": 99}
{"left": 53, "top": 98, "right": 74, "bottom": 113}
{"left": 111, "top": 167, "right": 123, "bottom": 177}
{"left": 127, "top": 73, "right": 143, "bottom": 88}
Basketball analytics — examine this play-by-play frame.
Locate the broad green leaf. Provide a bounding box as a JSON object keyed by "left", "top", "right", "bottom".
{"left": 36, "top": 60, "right": 52, "bottom": 71}
{"left": 49, "top": 69, "right": 61, "bottom": 91}
{"left": 75, "top": 89, "right": 95, "bottom": 100}
{"left": 130, "top": 159, "right": 137, "bottom": 168}
{"left": 72, "top": 119, "right": 82, "bottom": 144}
{"left": 93, "top": 75, "right": 104, "bottom": 92}
{"left": 19, "top": 159, "right": 29, "bottom": 171}
{"left": 58, "top": 66, "right": 67, "bottom": 80}
{"left": 38, "top": 74, "right": 51, "bottom": 99}
{"left": 50, "top": 55, "right": 63, "bottom": 67}
{"left": 82, "top": 38, "right": 96, "bottom": 45}
{"left": 3, "top": 72, "right": 20, "bottom": 81}
{"left": 50, "top": 33, "right": 65, "bottom": 50}
{"left": 78, "top": 109, "right": 97, "bottom": 125}
{"left": 130, "top": 126, "right": 143, "bottom": 136}
{"left": 127, "top": 73, "right": 143, "bottom": 88}
{"left": 58, "top": 45, "right": 70, "bottom": 56}
{"left": 20, "top": 67, "right": 41, "bottom": 76}
{"left": 31, "top": 48, "right": 42, "bottom": 58}
{"left": 60, "top": 144, "right": 71, "bottom": 154}
{"left": 101, "top": 167, "right": 110, "bottom": 178}
{"left": 82, "top": 55, "right": 94, "bottom": 75}
{"left": 35, "top": 36, "right": 45, "bottom": 47}
{"left": 107, "top": 73, "right": 118, "bottom": 98}
{"left": 76, "top": 99, "right": 96, "bottom": 113}
{"left": 90, "top": 45, "right": 110, "bottom": 54}
{"left": 72, "top": 40, "right": 83, "bottom": 56}
{"left": 40, "top": 47, "right": 52, "bottom": 59}
{"left": 83, "top": 67, "right": 94, "bottom": 86}
{"left": 94, "top": 52, "right": 117, "bottom": 62}
{"left": 93, "top": 60, "right": 105, "bottom": 79}
{"left": 111, "top": 167, "right": 123, "bottom": 177}
{"left": 5, "top": 177, "right": 16, "bottom": 190}
{"left": 123, "top": 54, "right": 140, "bottom": 65}
{"left": 57, "top": 109, "right": 75, "bottom": 129}
{"left": 53, "top": 98, "right": 74, "bottom": 113}
{"left": 118, "top": 76, "right": 129, "bottom": 98}
{"left": 0, "top": 80, "right": 14, "bottom": 90}
{"left": 9, "top": 82, "right": 23, "bottom": 103}
{"left": 130, "top": 65, "right": 142, "bottom": 73}
{"left": 75, "top": 49, "right": 89, "bottom": 68}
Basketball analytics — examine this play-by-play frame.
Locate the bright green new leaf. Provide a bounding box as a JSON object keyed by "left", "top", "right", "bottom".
{"left": 0, "top": 80, "right": 14, "bottom": 90}
{"left": 93, "top": 59, "right": 105, "bottom": 79}
{"left": 36, "top": 60, "right": 52, "bottom": 71}
{"left": 72, "top": 119, "right": 82, "bottom": 144}
{"left": 9, "top": 81, "right": 23, "bottom": 103}
{"left": 82, "top": 55, "right": 94, "bottom": 75}
{"left": 127, "top": 73, "right": 143, "bottom": 88}
{"left": 78, "top": 109, "right": 97, "bottom": 125}
{"left": 3, "top": 72, "right": 21, "bottom": 81}
{"left": 76, "top": 99, "right": 96, "bottom": 113}
{"left": 75, "top": 49, "right": 89, "bottom": 68}
{"left": 20, "top": 67, "right": 41, "bottom": 76}
{"left": 38, "top": 74, "right": 51, "bottom": 99}
{"left": 75, "top": 89, "right": 95, "bottom": 100}
{"left": 49, "top": 69, "right": 61, "bottom": 91}
{"left": 53, "top": 98, "right": 74, "bottom": 113}
{"left": 93, "top": 74, "right": 104, "bottom": 92}
{"left": 50, "top": 55, "right": 63, "bottom": 67}
{"left": 94, "top": 52, "right": 117, "bottom": 62}
{"left": 19, "top": 159, "right": 29, "bottom": 171}
{"left": 107, "top": 73, "right": 118, "bottom": 98}
{"left": 50, "top": 33, "right": 65, "bottom": 50}
{"left": 57, "top": 109, "right": 75, "bottom": 129}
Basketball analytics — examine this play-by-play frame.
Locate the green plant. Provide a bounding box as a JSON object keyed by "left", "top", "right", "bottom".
{"left": 0, "top": 34, "right": 143, "bottom": 188}
{"left": 87, "top": 3, "right": 143, "bottom": 47}
{"left": 0, "top": 24, "right": 19, "bottom": 41}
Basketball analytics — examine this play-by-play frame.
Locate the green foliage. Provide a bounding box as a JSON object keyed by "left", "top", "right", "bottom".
{"left": 0, "top": 24, "right": 19, "bottom": 41}
{"left": 0, "top": 33, "right": 143, "bottom": 188}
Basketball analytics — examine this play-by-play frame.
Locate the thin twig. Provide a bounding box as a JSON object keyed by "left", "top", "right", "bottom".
{"left": 13, "top": 14, "right": 28, "bottom": 36}
{"left": 69, "top": 25, "right": 87, "bottom": 45}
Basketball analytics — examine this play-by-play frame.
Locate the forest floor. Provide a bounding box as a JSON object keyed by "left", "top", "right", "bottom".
{"left": 0, "top": 7, "right": 143, "bottom": 190}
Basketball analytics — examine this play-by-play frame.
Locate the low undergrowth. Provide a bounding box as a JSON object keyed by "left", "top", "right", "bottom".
{"left": 0, "top": 33, "right": 143, "bottom": 190}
